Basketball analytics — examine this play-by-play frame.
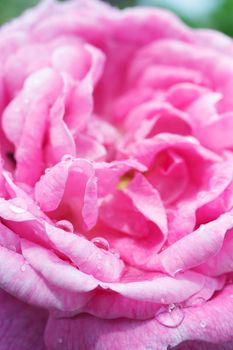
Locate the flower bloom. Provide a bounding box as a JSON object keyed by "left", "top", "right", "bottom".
{"left": 1, "top": 0, "right": 233, "bottom": 349}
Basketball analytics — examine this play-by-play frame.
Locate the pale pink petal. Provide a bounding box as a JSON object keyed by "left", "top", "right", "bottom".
{"left": 35, "top": 158, "right": 98, "bottom": 231}
{"left": 44, "top": 284, "right": 233, "bottom": 350}
{"left": 123, "top": 173, "right": 167, "bottom": 233}
{"left": 158, "top": 211, "right": 233, "bottom": 276}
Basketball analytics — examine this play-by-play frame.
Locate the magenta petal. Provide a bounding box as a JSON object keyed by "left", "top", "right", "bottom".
{"left": 0, "top": 289, "right": 48, "bottom": 350}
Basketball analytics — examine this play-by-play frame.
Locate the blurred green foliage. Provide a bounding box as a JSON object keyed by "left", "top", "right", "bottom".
{"left": 1, "top": 0, "right": 233, "bottom": 38}
{"left": 0, "top": 0, "right": 39, "bottom": 24}
{"left": 211, "top": 0, "right": 233, "bottom": 37}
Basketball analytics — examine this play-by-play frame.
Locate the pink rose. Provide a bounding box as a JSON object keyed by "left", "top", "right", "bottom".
{"left": 1, "top": 0, "right": 233, "bottom": 349}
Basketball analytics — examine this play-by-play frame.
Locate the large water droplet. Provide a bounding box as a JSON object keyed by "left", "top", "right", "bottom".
{"left": 62, "top": 154, "right": 73, "bottom": 162}
{"left": 56, "top": 220, "right": 74, "bottom": 233}
{"left": 199, "top": 224, "right": 205, "bottom": 231}
{"left": 155, "top": 304, "right": 185, "bottom": 328}
{"left": 9, "top": 204, "right": 26, "bottom": 214}
{"left": 92, "top": 237, "right": 109, "bottom": 251}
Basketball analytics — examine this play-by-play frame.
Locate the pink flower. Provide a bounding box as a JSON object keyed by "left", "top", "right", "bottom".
{"left": 1, "top": 0, "right": 233, "bottom": 349}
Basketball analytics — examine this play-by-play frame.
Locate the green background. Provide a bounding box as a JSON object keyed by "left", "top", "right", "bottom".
{"left": 0, "top": 0, "right": 233, "bottom": 37}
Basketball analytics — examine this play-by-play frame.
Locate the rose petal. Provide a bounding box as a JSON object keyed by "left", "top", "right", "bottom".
{"left": 45, "top": 284, "right": 233, "bottom": 350}
{"left": 0, "top": 289, "right": 48, "bottom": 350}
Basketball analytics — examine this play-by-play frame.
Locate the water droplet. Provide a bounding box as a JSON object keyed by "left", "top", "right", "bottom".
{"left": 199, "top": 224, "right": 205, "bottom": 231}
{"left": 20, "top": 263, "right": 26, "bottom": 272}
{"left": 92, "top": 237, "right": 109, "bottom": 251}
{"left": 160, "top": 297, "right": 166, "bottom": 304}
{"left": 45, "top": 167, "right": 51, "bottom": 174}
{"left": 61, "top": 154, "right": 73, "bottom": 162}
{"left": 97, "top": 254, "right": 102, "bottom": 260}
{"left": 187, "top": 297, "right": 205, "bottom": 307}
{"left": 9, "top": 204, "right": 26, "bottom": 214}
{"left": 198, "top": 191, "right": 206, "bottom": 200}
{"left": 168, "top": 303, "right": 176, "bottom": 312}
{"left": 200, "top": 320, "right": 206, "bottom": 328}
{"left": 174, "top": 268, "right": 183, "bottom": 276}
{"left": 57, "top": 337, "right": 63, "bottom": 344}
{"left": 56, "top": 220, "right": 74, "bottom": 233}
{"left": 97, "top": 265, "right": 101, "bottom": 271}
{"left": 101, "top": 284, "right": 109, "bottom": 290}
{"left": 155, "top": 304, "right": 185, "bottom": 328}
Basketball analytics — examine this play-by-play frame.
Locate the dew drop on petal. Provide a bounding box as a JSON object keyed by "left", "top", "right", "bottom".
{"left": 199, "top": 224, "right": 205, "bottom": 231}
{"left": 101, "top": 284, "right": 109, "bottom": 290}
{"left": 200, "top": 320, "right": 207, "bottom": 328}
{"left": 174, "top": 268, "right": 183, "bottom": 276}
{"left": 91, "top": 237, "right": 109, "bottom": 251}
{"left": 197, "top": 191, "right": 206, "bottom": 200}
{"left": 20, "top": 263, "right": 26, "bottom": 272}
{"left": 168, "top": 303, "right": 176, "bottom": 312}
{"left": 57, "top": 337, "right": 63, "bottom": 344}
{"left": 62, "top": 154, "right": 73, "bottom": 162}
{"left": 187, "top": 297, "right": 205, "bottom": 307}
{"left": 155, "top": 304, "right": 185, "bottom": 328}
{"left": 45, "top": 167, "right": 51, "bottom": 174}
{"left": 56, "top": 220, "right": 74, "bottom": 233}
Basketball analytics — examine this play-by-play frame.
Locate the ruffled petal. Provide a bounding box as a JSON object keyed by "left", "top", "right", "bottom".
{"left": 45, "top": 284, "right": 233, "bottom": 350}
